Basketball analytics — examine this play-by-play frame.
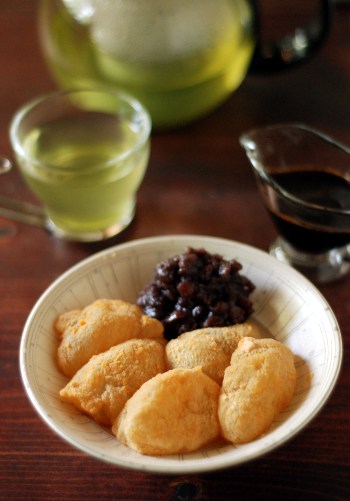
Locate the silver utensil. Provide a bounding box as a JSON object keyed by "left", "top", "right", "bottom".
{"left": 0, "top": 157, "right": 48, "bottom": 229}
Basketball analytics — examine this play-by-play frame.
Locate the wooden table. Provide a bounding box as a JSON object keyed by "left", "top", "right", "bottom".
{"left": 1, "top": 2, "right": 349, "bottom": 499}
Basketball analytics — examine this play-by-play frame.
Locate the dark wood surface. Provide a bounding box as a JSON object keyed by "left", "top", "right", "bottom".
{"left": 1, "top": 2, "right": 349, "bottom": 500}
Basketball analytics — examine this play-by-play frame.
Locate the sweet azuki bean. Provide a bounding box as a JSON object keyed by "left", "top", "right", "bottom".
{"left": 137, "top": 247, "right": 255, "bottom": 341}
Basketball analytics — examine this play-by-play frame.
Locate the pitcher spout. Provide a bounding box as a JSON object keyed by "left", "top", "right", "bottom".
{"left": 240, "top": 122, "right": 350, "bottom": 183}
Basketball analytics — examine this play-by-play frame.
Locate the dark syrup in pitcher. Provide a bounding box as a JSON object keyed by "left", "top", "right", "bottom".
{"left": 267, "top": 169, "right": 350, "bottom": 253}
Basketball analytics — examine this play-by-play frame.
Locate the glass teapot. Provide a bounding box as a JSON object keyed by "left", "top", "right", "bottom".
{"left": 38, "top": 0, "right": 332, "bottom": 128}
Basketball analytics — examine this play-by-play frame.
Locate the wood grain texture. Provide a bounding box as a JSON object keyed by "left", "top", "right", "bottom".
{"left": 0, "top": 2, "right": 349, "bottom": 500}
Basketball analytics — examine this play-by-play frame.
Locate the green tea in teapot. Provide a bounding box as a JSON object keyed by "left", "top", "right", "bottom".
{"left": 39, "top": 0, "right": 255, "bottom": 128}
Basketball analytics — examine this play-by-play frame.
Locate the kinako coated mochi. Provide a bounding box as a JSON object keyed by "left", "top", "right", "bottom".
{"left": 55, "top": 298, "right": 164, "bottom": 377}
{"left": 165, "top": 322, "right": 260, "bottom": 384}
{"left": 218, "top": 337, "right": 296, "bottom": 444}
{"left": 113, "top": 367, "right": 221, "bottom": 456}
{"left": 59, "top": 338, "right": 166, "bottom": 426}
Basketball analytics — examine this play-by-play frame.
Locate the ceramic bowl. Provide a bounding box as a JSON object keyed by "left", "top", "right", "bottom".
{"left": 19, "top": 235, "right": 342, "bottom": 473}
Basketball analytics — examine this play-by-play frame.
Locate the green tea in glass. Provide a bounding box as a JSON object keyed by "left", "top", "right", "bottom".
{"left": 10, "top": 89, "right": 151, "bottom": 242}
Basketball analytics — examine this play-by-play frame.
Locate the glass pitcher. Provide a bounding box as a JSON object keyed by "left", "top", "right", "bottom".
{"left": 240, "top": 124, "right": 350, "bottom": 283}
{"left": 38, "top": 1, "right": 332, "bottom": 128}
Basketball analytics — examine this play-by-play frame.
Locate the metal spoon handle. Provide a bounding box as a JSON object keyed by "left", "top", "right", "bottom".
{"left": 0, "top": 157, "right": 12, "bottom": 174}
{"left": 0, "top": 156, "right": 49, "bottom": 229}
{"left": 0, "top": 194, "right": 48, "bottom": 228}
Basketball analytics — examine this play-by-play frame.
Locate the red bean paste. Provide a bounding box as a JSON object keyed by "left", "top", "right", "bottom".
{"left": 137, "top": 247, "right": 255, "bottom": 340}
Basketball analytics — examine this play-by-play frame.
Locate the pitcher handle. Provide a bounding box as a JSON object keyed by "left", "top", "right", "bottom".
{"left": 249, "top": 0, "right": 332, "bottom": 73}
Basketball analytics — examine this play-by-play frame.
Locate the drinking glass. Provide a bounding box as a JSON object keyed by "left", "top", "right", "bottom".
{"left": 9, "top": 88, "right": 151, "bottom": 242}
